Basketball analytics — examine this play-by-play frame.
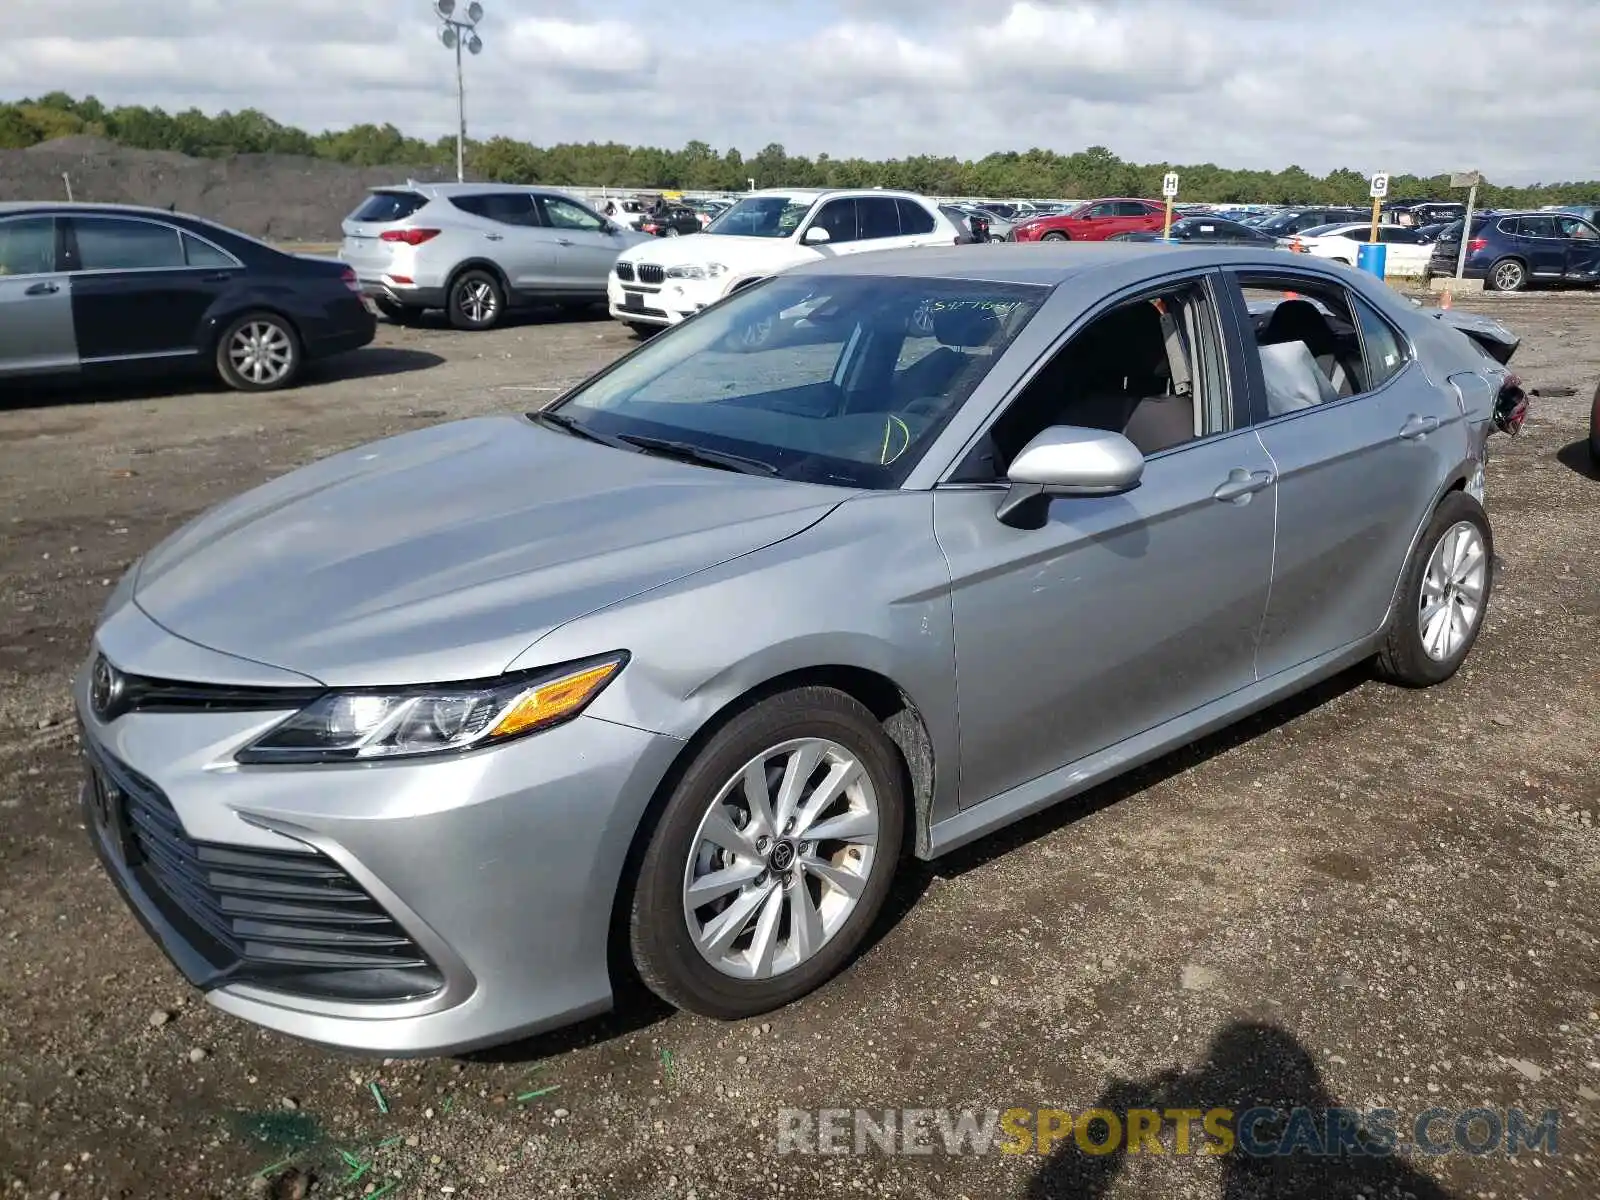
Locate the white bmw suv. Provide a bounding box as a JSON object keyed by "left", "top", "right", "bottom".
{"left": 607, "top": 188, "right": 961, "bottom": 332}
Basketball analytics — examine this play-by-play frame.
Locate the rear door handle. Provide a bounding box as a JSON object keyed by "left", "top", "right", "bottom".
{"left": 200, "top": 271, "right": 233, "bottom": 282}
{"left": 23, "top": 281, "right": 59, "bottom": 296}
{"left": 1213, "top": 467, "right": 1276, "bottom": 503}
{"left": 1399, "top": 414, "right": 1440, "bottom": 440}
{"left": 556, "top": 238, "right": 574, "bottom": 246}
{"left": 484, "top": 233, "right": 504, "bottom": 241}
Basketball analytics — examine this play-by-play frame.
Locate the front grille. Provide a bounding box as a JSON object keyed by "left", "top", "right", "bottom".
{"left": 637, "top": 263, "right": 666, "bottom": 284}
{"left": 614, "top": 261, "right": 635, "bottom": 281}
{"left": 87, "top": 746, "right": 443, "bottom": 1003}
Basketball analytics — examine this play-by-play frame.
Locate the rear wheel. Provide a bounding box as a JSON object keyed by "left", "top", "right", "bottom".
{"left": 447, "top": 268, "right": 506, "bottom": 330}
{"left": 1375, "top": 491, "right": 1493, "bottom": 687}
{"left": 1041, "top": 231, "right": 1069, "bottom": 242}
{"left": 215, "top": 312, "right": 300, "bottom": 392}
{"left": 1487, "top": 257, "right": 1528, "bottom": 293}
{"left": 629, "top": 687, "right": 905, "bottom": 1020}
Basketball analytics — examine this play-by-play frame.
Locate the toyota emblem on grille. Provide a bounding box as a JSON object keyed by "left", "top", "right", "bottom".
{"left": 90, "top": 655, "right": 124, "bottom": 720}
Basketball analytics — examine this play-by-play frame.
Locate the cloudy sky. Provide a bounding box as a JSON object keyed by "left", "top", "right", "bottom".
{"left": 5, "top": 0, "right": 1597, "bottom": 182}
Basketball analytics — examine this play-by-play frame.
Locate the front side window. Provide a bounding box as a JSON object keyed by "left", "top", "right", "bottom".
{"left": 952, "top": 278, "right": 1228, "bottom": 482}
{"left": 808, "top": 199, "right": 859, "bottom": 244}
{"left": 0, "top": 217, "right": 58, "bottom": 276}
{"left": 1557, "top": 216, "right": 1599, "bottom": 241}
{"left": 73, "top": 218, "right": 185, "bottom": 271}
{"left": 703, "top": 195, "right": 815, "bottom": 239}
{"left": 539, "top": 197, "right": 604, "bottom": 232}
{"left": 546, "top": 275, "right": 1047, "bottom": 489}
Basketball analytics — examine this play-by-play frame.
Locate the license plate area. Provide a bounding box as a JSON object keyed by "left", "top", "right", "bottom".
{"left": 85, "top": 761, "right": 139, "bottom": 867}
{"left": 623, "top": 291, "right": 644, "bottom": 312}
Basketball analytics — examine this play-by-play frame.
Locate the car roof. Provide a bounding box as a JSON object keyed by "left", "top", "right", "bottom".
{"left": 369, "top": 182, "right": 575, "bottom": 198}
{"left": 786, "top": 241, "right": 1359, "bottom": 286}
{"left": 0, "top": 200, "right": 201, "bottom": 220}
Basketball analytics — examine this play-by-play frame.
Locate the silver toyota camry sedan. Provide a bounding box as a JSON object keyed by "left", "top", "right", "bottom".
{"left": 77, "top": 244, "right": 1522, "bottom": 1055}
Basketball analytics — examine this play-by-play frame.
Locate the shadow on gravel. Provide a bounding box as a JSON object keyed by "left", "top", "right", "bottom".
{"left": 0, "top": 346, "right": 445, "bottom": 409}
{"left": 1555, "top": 438, "right": 1599, "bottom": 481}
{"left": 1025, "top": 1021, "right": 1456, "bottom": 1200}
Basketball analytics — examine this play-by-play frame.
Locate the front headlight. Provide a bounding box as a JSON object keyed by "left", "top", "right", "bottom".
{"left": 665, "top": 263, "right": 727, "bottom": 280}
{"left": 236, "top": 653, "right": 627, "bottom": 764}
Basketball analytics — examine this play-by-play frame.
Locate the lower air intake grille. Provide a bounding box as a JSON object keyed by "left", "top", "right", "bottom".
{"left": 88, "top": 747, "right": 443, "bottom": 1003}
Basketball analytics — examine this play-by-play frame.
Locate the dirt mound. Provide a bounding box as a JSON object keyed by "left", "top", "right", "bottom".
{"left": 0, "top": 139, "right": 451, "bottom": 241}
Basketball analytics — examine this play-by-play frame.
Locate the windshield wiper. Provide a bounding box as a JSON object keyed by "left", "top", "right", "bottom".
{"left": 528, "top": 409, "right": 633, "bottom": 450}
{"left": 617, "top": 435, "right": 779, "bottom": 476}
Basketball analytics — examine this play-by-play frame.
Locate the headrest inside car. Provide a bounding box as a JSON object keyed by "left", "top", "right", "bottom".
{"left": 933, "top": 304, "right": 1001, "bottom": 348}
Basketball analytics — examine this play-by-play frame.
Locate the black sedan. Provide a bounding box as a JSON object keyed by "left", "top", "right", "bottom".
{"left": 639, "top": 205, "right": 705, "bottom": 237}
{"left": 0, "top": 202, "right": 376, "bottom": 392}
{"left": 1111, "top": 216, "right": 1282, "bottom": 247}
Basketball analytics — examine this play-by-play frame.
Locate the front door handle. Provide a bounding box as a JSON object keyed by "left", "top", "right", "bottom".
{"left": 1213, "top": 467, "right": 1276, "bottom": 503}
{"left": 555, "top": 237, "right": 575, "bottom": 246}
{"left": 484, "top": 233, "right": 504, "bottom": 241}
{"left": 1399, "top": 414, "right": 1440, "bottom": 440}
{"left": 200, "top": 271, "right": 233, "bottom": 283}
{"left": 23, "top": 281, "right": 59, "bottom": 296}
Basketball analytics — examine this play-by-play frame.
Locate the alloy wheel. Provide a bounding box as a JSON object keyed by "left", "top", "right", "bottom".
{"left": 457, "top": 279, "right": 498, "bottom": 325}
{"left": 226, "top": 321, "right": 293, "bottom": 386}
{"left": 1493, "top": 261, "right": 1525, "bottom": 292}
{"left": 681, "top": 738, "right": 879, "bottom": 980}
{"left": 1419, "top": 520, "right": 1487, "bottom": 661}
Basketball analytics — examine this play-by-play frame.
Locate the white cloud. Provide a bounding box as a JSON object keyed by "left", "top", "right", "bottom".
{"left": 2, "top": 0, "right": 1596, "bottom": 183}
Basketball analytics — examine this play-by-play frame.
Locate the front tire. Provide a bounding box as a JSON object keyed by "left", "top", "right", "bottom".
{"left": 447, "top": 268, "right": 506, "bottom": 330}
{"left": 629, "top": 687, "right": 906, "bottom": 1020}
{"left": 1041, "top": 231, "right": 1069, "bottom": 242}
{"left": 215, "top": 312, "right": 301, "bottom": 392}
{"left": 1375, "top": 491, "right": 1493, "bottom": 687}
{"left": 1487, "top": 257, "right": 1528, "bottom": 293}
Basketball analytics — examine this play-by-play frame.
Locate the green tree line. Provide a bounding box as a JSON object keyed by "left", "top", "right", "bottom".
{"left": 5, "top": 92, "right": 1598, "bottom": 208}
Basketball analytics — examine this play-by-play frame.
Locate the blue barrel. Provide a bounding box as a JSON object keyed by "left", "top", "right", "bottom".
{"left": 1357, "top": 242, "right": 1388, "bottom": 278}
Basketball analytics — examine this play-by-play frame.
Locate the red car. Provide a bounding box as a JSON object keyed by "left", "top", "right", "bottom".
{"left": 1010, "top": 197, "right": 1169, "bottom": 242}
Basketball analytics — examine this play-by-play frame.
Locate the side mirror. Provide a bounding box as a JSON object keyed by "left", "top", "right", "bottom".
{"left": 996, "top": 426, "right": 1144, "bottom": 527}
{"left": 802, "top": 226, "right": 832, "bottom": 245}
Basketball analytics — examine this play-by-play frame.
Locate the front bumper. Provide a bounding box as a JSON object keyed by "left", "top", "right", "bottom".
{"left": 606, "top": 273, "right": 716, "bottom": 326}
{"left": 74, "top": 630, "right": 684, "bottom": 1056}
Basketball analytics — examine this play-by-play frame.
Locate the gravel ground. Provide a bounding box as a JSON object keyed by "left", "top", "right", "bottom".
{"left": 1, "top": 294, "right": 1597, "bottom": 1200}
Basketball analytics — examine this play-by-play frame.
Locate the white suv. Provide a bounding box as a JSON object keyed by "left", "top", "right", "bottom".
{"left": 607, "top": 188, "right": 961, "bottom": 332}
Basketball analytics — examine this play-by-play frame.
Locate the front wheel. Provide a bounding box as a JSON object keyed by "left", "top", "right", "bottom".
{"left": 1041, "top": 231, "right": 1069, "bottom": 242}
{"left": 629, "top": 687, "right": 906, "bottom": 1020}
{"left": 1375, "top": 491, "right": 1493, "bottom": 687}
{"left": 215, "top": 312, "right": 301, "bottom": 392}
{"left": 1487, "top": 257, "right": 1528, "bottom": 293}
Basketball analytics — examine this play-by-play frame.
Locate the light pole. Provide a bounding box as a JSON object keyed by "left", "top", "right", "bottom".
{"left": 434, "top": 0, "right": 484, "bottom": 183}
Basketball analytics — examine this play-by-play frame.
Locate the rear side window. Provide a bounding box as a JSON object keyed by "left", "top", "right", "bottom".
{"left": 1516, "top": 216, "right": 1560, "bottom": 238}
{"left": 1351, "top": 294, "right": 1407, "bottom": 387}
{"left": 898, "top": 198, "right": 936, "bottom": 236}
{"left": 0, "top": 216, "right": 58, "bottom": 275}
{"left": 857, "top": 197, "right": 901, "bottom": 240}
{"left": 182, "top": 232, "right": 238, "bottom": 267}
{"left": 351, "top": 191, "right": 428, "bottom": 223}
{"left": 1116, "top": 201, "right": 1151, "bottom": 217}
{"left": 73, "top": 218, "right": 185, "bottom": 270}
{"left": 451, "top": 193, "right": 540, "bottom": 226}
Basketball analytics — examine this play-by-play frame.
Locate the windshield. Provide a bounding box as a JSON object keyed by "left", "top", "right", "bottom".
{"left": 545, "top": 274, "right": 1046, "bottom": 488}
{"left": 702, "top": 195, "right": 816, "bottom": 238}
{"left": 1256, "top": 212, "right": 1306, "bottom": 234}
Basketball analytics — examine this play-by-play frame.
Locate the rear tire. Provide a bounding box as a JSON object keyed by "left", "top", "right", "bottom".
{"left": 1375, "top": 491, "right": 1493, "bottom": 687}
{"left": 447, "top": 268, "right": 506, "bottom": 330}
{"left": 629, "top": 687, "right": 906, "bottom": 1020}
{"left": 215, "top": 311, "right": 301, "bottom": 392}
{"left": 1486, "top": 257, "right": 1528, "bottom": 293}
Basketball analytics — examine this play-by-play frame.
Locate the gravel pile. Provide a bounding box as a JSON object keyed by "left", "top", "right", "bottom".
{"left": 0, "top": 137, "right": 451, "bottom": 241}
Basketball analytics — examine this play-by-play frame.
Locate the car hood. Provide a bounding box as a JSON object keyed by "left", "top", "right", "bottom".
{"left": 620, "top": 232, "right": 809, "bottom": 275}
{"left": 132, "top": 416, "right": 844, "bottom": 686}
